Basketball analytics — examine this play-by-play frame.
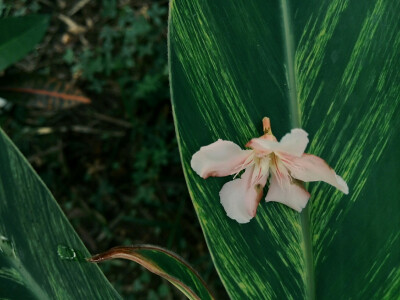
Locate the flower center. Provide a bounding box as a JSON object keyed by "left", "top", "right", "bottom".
{"left": 250, "top": 154, "right": 271, "bottom": 185}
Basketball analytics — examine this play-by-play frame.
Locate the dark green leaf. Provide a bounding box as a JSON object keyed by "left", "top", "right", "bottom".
{"left": 0, "top": 129, "right": 121, "bottom": 299}
{"left": 0, "top": 15, "right": 49, "bottom": 71}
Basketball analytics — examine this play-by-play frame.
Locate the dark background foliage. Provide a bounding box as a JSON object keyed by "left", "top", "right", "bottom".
{"left": 0, "top": 0, "right": 227, "bottom": 298}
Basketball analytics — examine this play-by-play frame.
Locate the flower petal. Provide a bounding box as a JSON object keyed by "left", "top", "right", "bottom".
{"left": 220, "top": 166, "right": 267, "bottom": 223}
{"left": 265, "top": 173, "right": 310, "bottom": 212}
{"left": 245, "top": 138, "right": 277, "bottom": 154}
{"left": 278, "top": 129, "right": 309, "bottom": 156}
{"left": 191, "top": 139, "right": 253, "bottom": 179}
{"left": 284, "top": 154, "right": 349, "bottom": 194}
{"left": 246, "top": 129, "right": 308, "bottom": 157}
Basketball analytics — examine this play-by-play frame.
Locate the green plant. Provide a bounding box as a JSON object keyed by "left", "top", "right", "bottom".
{"left": 0, "top": 124, "right": 212, "bottom": 299}
{"left": 2, "top": 0, "right": 399, "bottom": 299}
{"left": 64, "top": 1, "right": 168, "bottom": 103}
{"left": 169, "top": 0, "right": 400, "bottom": 298}
{"left": 0, "top": 128, "right": 121, "bottom": 299}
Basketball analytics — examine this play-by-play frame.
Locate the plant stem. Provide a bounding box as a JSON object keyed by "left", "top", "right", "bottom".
{"left": 281, "top": 0, "right": 315, "bottom": 299}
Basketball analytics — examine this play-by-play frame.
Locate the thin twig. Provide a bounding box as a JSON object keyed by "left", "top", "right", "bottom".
{"left": 32, "top": 126, "right": 125, "bottom": 137}
{"left": 58, "top": 14, "right": 86, "bottom": 34}
{"left": 28, "top": 145, "right": 63, "bottom": 164}
{"left": 68, "top": 0, "right": 91, "bottom": 16}
{"left": 90, "top": 112, "right": 132, "bottom": 128}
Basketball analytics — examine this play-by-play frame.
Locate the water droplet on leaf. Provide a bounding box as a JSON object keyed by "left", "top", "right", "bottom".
{"left": 57, "top": 245, "right": 86, "bottom": 262}
{"left": 57, "top": 245, "right": 77, "bottom": 260}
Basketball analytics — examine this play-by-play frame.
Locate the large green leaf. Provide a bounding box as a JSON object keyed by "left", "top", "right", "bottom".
{"left": 169, "top": 0, "right": 400, "bottom": 299}
{"left": 0, "top": 129, "right": 121, "bottom": 299}
{"left": 0, "top": 15, "right": 49, "bottom": 71}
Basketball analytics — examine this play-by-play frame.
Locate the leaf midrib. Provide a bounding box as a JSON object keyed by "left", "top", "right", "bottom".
{"left": 280, "top": 0, "right": 315, "bottom": 299}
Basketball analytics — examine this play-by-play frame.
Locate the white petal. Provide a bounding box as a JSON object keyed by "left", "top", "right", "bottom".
{"left": 278, "top": 129, "right": 309, "bottom": 157}
{"left": 246, "top": 129, "right": 309, "bottom": 157}
{"left": 246, "top": 137, "right": 277, "bottom": 154}
{"left": 285, "top": 154, "right": 349, "bottom": 194}
{"left": 191, "top": 139, "right": 253, "bottom": 179}
{"left": 265, "top": 173, "right": 310, "bottom": 212}
{"left": 220, "top": 166, "right": 267, "bottom": 223}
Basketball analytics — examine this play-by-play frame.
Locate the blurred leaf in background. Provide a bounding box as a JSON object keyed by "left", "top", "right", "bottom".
{"left": 0, "top": 14, "right": 49, "bottom": 70}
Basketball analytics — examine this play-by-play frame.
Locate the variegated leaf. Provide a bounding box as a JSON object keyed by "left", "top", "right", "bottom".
{"left": 169, "top": 0, "right": 400, "bottom": 298}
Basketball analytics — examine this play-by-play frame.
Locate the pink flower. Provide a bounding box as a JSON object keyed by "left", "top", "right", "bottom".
{"left": 191, "top": 117, "right": 349, "bottom": 223}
